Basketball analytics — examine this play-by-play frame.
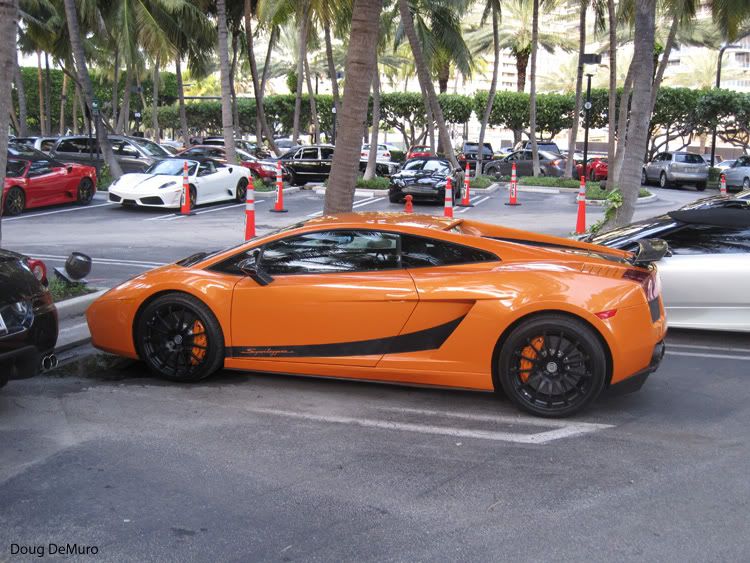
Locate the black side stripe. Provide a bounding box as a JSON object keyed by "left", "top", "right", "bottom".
{"left": 228, "top": 315, "right": 466, "bottom": 359}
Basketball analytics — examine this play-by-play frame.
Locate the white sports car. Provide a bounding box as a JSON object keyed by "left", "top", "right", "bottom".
{"left": 108, "top": 158, "right": 250, "bottom": 209}
{"left": 586, "top": 192, "right": 750, "bottom": 332}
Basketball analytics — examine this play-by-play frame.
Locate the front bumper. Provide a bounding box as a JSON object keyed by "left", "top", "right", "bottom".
{"left": 109, "top": 187, "right": 183, "bottom": 208}
{"left": 609, "top": 340, "right": 665, "bottom": 395}
{"left": 389, "top": 184, "right": 445, "bottom": 202}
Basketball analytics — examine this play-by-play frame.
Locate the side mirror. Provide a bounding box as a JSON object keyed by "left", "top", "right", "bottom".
{"left": 228, "top": 167, "right": 233, "bottom": 174}
{"left": 67, "top": 166, "right": 73, "bottom": 173}
{"left": 238, "top": 250, "right": 273, "bottom": 286}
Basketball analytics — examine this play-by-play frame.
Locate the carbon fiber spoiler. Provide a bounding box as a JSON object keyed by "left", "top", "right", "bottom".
{"left": 631, "top": 239, "right": 668, "bottom": 266}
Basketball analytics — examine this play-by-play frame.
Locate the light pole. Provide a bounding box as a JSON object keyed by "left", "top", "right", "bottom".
{"left": 579, "top": 53, "right": 601, "bottom": 181}
{"left": 331, "top": 105, "right": 337, "bottom": 145}
{"left": 710, "top": 43, "right": 740, "bottom": 167}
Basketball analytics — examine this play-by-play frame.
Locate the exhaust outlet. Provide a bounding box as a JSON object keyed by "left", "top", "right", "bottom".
{"left": 40, "top": 354, "right": 58, "bottom": 372}
{"left": 41, "top": 355, "right": 51, "bottom": 371}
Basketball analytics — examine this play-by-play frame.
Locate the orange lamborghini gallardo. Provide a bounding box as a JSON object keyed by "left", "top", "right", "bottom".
{"left": 87, "top": 213, "right": 667, "bottom": 417}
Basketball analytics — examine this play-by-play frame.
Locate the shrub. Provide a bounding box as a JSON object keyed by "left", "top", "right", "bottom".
{"left": 390, "top": 149, "right": 406, "bottom": 163}
{"left": 469, "top": 175, "right": 495, "bottom": 189}
{"left": 355, "top": 176, "right": 390, "bottom": 190}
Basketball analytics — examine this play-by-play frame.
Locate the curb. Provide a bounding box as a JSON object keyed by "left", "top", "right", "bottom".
{"left": 499, "top": 182, "right": 560, "bottom": 194}
{"left": 584, "top": 193, "right": 658, "bottom": 206}
{"left": 313, "top": 187, "right": 388, "bottom": 198}
{"left": 55, "top": 289, "right": 107, "bottom": 321}
{"left": 253, "top": 186, "right": 300, "bottom": 198}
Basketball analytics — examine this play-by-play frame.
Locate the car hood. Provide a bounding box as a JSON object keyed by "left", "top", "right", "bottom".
{"left": 111, "top": 173, "right": 183, "bottom": 192}
{"left": 393, "top": 170, "right": 447, "bottom": 183}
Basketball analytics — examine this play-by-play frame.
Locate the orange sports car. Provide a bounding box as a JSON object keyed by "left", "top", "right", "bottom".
{"left": 87, "top": 213, "right": 667, "bottom": 417}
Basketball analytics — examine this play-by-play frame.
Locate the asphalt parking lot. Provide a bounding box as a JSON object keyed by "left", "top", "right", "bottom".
{"left": 2, "top": 181, "right": 748, "bottom": 561}
{"left": 1, "top": 328, "right": 749, "bottom": 561}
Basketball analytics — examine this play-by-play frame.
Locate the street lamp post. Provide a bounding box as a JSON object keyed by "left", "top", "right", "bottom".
{"left": 582, "top": 73, "right": 594, "bottom": 182}
{"left": 710, "top": 43, "right": 740, "bottom": 167}
{"left": 331, "top": 105, "right": 337, "bottom": 145}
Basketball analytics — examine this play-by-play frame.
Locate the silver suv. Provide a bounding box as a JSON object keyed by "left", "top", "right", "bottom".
{"left": 642, "top": 151, "right": 709, "bottom": 190}
{"left": 722, "top": 155, "right": 750, "bottom": 192}
{"left": 50, "top": 135, "right": 169, "bottom": 174}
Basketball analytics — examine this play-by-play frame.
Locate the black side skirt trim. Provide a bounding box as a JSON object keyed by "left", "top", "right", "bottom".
{"left": 228, "top": 315, "right": 466, "bottom": 359}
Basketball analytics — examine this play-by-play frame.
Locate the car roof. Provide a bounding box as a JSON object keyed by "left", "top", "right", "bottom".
{"left": 305, "top": 212, "right": 458, "bottom": 230}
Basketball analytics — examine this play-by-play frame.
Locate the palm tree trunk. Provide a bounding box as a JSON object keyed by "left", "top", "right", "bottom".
{"left": 650, "top": 15, "right": 679, "bottom": 112}
{"left": 217, "top": 0, "right": 237, "bottom": 163}
{"left": 116, "top": 68, "right": 131, "bottom": 134}
{"left": 423, "top": 81, "right": 435, "bottom": 153}
{"left": 437, "top": 60, "right": 450, "bottom": 94}
{"left": 72, "top": 84, "right": 79, "bottom": 134}
{"left": 324, "top": 20, "right": 340, "bottom": 112}
{"left": 304, "top": 57, "right": 319, "bottom": 144}
{"left": 111, "top": 48, "right": 119, "bottom": 129}
{"left": 37, "top": 52, "right": 46, "bottom": 135}
{"left": 477, "top": 7, "right": 500, "bottom": 176}
{"left": 606, "top": 0, "right": 617, "bottom": 183}
{"left": 364, "top": 52, "right": 381, "bottom": 181}
{"left": 611, "top": 0, "right": 656, "bottom": 228}
{"left": 398, "top": 0, "right": 458, "bottom": 167}
{"left": 14, "top": 54, "right": 28, "bottom": 136}
{"left": 529, "top": 0, "right": 541, "bottom": 176}
{"left": 62, "top": 0, "right": 122, "bottom": 178}
{"left": 230, "top": 33, "right": 240, "bottom": 132}
{"left": 175, "top": 55, "right": 188, "bottom": 146}
{"left": 608, "top": 63, "right": 634, "bottom": 190}
{"left": 324, "top": 0, "right": 383, "bottom": 214}
{"left": 44, "top": 52, "right": 51, "bottom": 133}
{"left": 515, "top": 50, "right": 529, "bottom": 92}
{"left": 151, "top": 56, "right": 160, "bottom": 142}
{"left": 244, "top": 1, "right": 278, "bottom": 153}
{"left": 0, "top": 0, "right": 18, "bottom": 244}
{"left": 565, "top": 0, "right": 587, "bottom": 178}
{"left": 59, "top": 72, "right": 68, "bottom": 135}
{"left": 292, "top": 1, "right": 311, "bottom": 143}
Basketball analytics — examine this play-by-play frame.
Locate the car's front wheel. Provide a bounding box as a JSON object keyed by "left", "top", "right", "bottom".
{"left": 77, "top": 177, "right": 95, "bottom": 205}
{"left": 496, "top": 314, "right": 608, "bottom": 417}
{"left": 696, "top": 181, "right": 707, "bottom": 191}
{"left": 135, "top": 293, "right": 225, "bottom": 382}
{"left": 235, "top": 177, "right": 249, "bottom": 202}
{"left": 659, "top": 172, "right": 669, "bottom": 188}
{"left": 3, "top": 187, "right": 25, "bottom": 216}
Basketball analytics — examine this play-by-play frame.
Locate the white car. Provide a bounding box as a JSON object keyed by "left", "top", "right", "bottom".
{"left": 108, "top": 158, "right": 250, "bottom": 209}
{"left": 361, "top": 143, "right": 392, "bottom": 161}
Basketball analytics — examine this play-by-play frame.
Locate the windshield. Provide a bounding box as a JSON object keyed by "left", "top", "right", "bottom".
{"left": 236, "top": 149, "right": 255, "bottom": 162}
{"left": 146, "top": 159, "right": 197, "bottom": 176}
{"left": 6, "top": 160, "right": 27, "bottom": 177}
{"left": 135, "top": 139, "right": 169, "bottom": 157}
{"left": 675, "top": 154, "right": 704, "bottom": 164}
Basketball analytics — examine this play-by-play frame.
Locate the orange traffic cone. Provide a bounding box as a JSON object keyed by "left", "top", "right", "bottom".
{"left": 443, "top": 177, "right": 454, "bottom": 218}
{"left": 460, "top": 162, "right": 473, "bottom": 207}
{"left": 244, "top": 176, "right": 255, "bottom": 240}
{"left": 575, "top": 175, "right": 587, "bottom": 234}
{"left": 404, "top": 194, "right": 413, "bottom": 213}
{"left": 505, "top": 162, "right": 521, "bottom": 206}
{"left": 270, "top": 160, "right": 287, "bottom": 213}
{"left": 180, "top": 160, "right": 194, "bottom": 215}
{"left": 720, "top": 173, "right": 727, "bottom": 195}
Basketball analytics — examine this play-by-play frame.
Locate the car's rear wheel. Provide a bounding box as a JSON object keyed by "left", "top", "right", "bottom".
{"left": 4, "top": 187, "right": 25, "bottom": 216}
{"left": 641, "top": 169, "right": 648, "bottom": 185}
{"left": 659, "top": 172, "right": 669, "bottom": 188}
{"left": 696, "top": 181, "right": 707, "bottom": 191}
{"left": 742, "top": 177, "right": 749, "bottom": 190}
{"left": 496, "top": 315, "right": 608, "bottom": 417}
{"left": 135, "top": 293, "right": 224, "bottom": 382}
{"left": 77, "top": 177, "right": 94, "bottom": 205}
{"left": 235, "top": 177, "right": 248, "bottom": 202}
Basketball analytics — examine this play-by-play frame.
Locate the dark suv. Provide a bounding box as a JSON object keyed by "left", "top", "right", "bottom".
{"left": 457, "top": 142, "right": 494, "bottom": 172}
{"left": 50, "top": 135, "right": 169, "bottom": 173}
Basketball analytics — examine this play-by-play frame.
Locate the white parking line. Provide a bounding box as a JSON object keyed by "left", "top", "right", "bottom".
{"left": 667, "top": 351, "right": 750, "bottom": 361}
{"left": 456, "top": 195, "right": 490, "bottom": 213}
{"left": 307, "top": 197, "right": 378, "bottom": 218}
{"left": 667, "top": 342, "right": 750, "bottom": 353}
{"left": 30, "top": 254, "right": 166, "bottom": 268}
{"left": 245, "top": 406, "right": 611, "bottom": 444}
{"left": 4, "top": 202, "right": 115, "bottom": 221}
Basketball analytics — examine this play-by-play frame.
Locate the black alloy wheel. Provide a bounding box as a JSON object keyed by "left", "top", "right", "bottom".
{"left": 497, "top": 315, "right": 607, "bottom": 417}
{"left": 4, "top": 187, "right": 25, "bottom": 216}
{"left": 235, "top": 177, "right": 249, "bottom": 202}
{"left": 136, "top": 293, "right": 224, "bottom": 382}
{"left": 77, "top": 177, "right": 94, "bottom": 205}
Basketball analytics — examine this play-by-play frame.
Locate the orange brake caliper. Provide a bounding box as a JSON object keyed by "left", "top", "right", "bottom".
{"left": 190, "top": 320, "right": 207, "bottom": 365}
{"left": 519, "top": 336, "right": 544, "bottom": 382}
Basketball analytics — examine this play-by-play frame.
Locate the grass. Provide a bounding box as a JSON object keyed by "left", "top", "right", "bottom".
{"left": 585, "top": 186, "right": 651, "bottom": 200}
{"left": 468, "top": 175, "right": 495, "bottom": 189}
{"left": 48, "top": 277, "right": 96, "bottom": 303}
{"left": 254, "top": 182, "right": 276, "bottom": 192}
{"left": 355, "top": 176, "right": 391, "bottom": 190}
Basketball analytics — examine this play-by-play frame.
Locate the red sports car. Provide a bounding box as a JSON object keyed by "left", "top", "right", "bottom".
{"left": 3, "top": 149, "right": 97, "bottom": 216}
{"left": 576, "top": 157, "right": 608, "bottom": 181}
{"left": 406, "top": 145, "right": 433, "bottom": 159}
{"left": 177, "top": 145, "right": 282, "bottom": 183}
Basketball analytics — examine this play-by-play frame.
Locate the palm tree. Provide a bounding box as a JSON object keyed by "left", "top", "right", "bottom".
{"left": 13, "top": 51, "right": 28, "bottom": 136}
{"left": 325, "top": 0, "right": 383, "bottom": 214}
{"left": 476, "top": 0, "right": 500, "bottom": 175}
{"left": 217, "top": 0, "right": 237, "bottom": 163}
{"left": 1, "top": 0, "right": 18, "bottom": 244}
{"left": 62, "top": 0, "right": 122, "bottom": 178}
{"left": 398, "top": 0, "right": 458, "bottom": 166}
{"left": 606, "top": 0, "right": 616, "bottom": 182}
{"left": 528, "top": 0, "right": 541, "bottom": 176}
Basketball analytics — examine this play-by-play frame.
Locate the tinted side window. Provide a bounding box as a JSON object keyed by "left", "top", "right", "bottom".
{"left": 401, "top": 234, "right": 498, "bottom": 268}
{"left": 56, "top": 139, "right": 82, "bottom": 153}
{"left": 261, "top": 230, "right": 400, "bottom": 275}
{"left": 28, "top": 160, "right": 53, "bottom": 177}
{"left": 320, "top": 147, "right": 334, "bottom": 160}
{"left": 300, "top": 148, "right": 319, "bottom": 160}
{"left": 666, "top": 225, "right": 750, "bottom": 254}
{"left": 40, "top": 139, "right": 56, "bottom": 152}
{"left": 737, "top": 156, "right": 750, "bottom": 167}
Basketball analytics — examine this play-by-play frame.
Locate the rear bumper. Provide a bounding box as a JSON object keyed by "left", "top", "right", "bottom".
{"left": 609, "top": 340, "right": 665, "bottom": 395}
{"left": 0, "top": 305, "right": 57, "bottom": 384}
{"left": 0, "top": 345, "right": 41, "bottom": 384}
{"left": 668, "top": 171, "right": 708, "bottom": 183}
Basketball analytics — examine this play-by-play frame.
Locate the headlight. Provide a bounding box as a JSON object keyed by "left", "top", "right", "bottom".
{"left": 435, "top": 181, "right": 447, "bottom": 188}
{"left": 158, "top": 181, "right": 177, "bottom": 189}
{"left": 261, "top": 164, "right": 276, "bottom": 172}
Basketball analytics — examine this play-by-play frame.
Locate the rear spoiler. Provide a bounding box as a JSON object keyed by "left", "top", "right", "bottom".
{"left": 630, "top": 239, "right": 668, "bottom": 266}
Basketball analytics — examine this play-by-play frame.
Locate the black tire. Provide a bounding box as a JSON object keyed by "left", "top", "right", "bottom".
{"left": 288, "top": 170, "right": 300, "bottom": 186}
{"left": 389, "top": 193, "right": 401, "bottom": 203}
{"left": 4, "top": 187, "right": 25, "bottom": 216}
{"left": 496, "top": 314, "right": 608, "bottom": 417}
{"left": 135, "top": 293, "right": 224, "bottom": 382}
{"left": 659, "top": 172, "right": 669, "bottom": 188}
{"left": 189, "top": 185, "right": 197, "bottom": 210}
{"left": 696, "top": 181, "right": 707, "bottom": 191}
{"left": 77, "top": 177, "right": 95, "bottom": 205}
{"left": 641, "top": 169, "right": 648, "bottom": 186}
{"left": 742, "top": 177, "right": 749, "bottom": 190}
{"left": 235, "top": 177, "right": 249, "bottom": 202}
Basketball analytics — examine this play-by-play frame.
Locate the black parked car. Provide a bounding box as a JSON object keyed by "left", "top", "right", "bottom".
{"left": 457, "top": 142, "right": 495, "bottom": 172}
{"left": 279, "top": 145, "right": 397, "bottom": 185}
{"left": 0, "top": 250, "right": 58, "bottom": 387}
{"left": 388, "top": 157, "right": 463, "bottom": 204}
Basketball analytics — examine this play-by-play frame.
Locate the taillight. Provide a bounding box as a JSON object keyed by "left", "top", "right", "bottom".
{"left": 26, "top": 258, "right": 47, "bottom": 285}
{"left": 458, "top": 153, "right": 465, "bottom": 160}
{"left": 623, "top": 268, "right": 660, "bottom": 301}
{"left": 383, "top": 152, "right": 390, "bottom": 158}
{"left": 551, "top": 160, "right": 561, "bottom": 167}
